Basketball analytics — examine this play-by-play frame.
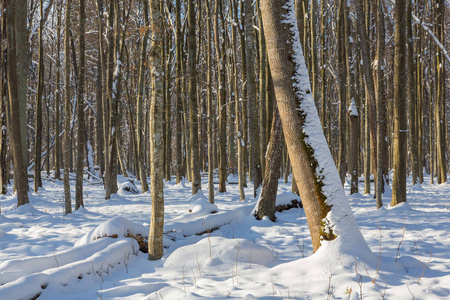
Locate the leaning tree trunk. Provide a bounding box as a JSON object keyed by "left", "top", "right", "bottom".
{"left": 148, "top": 0, "right": 165, "bottom": 261}
{"left": 254, "top": 106, "right": 283, "bottom": 222}
{"left": 260, "top": 0, "right": 370, "bottom": 253}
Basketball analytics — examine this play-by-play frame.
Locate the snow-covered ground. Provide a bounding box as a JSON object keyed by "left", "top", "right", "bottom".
{"left": 0, "top": 173, "right": 449, "bottom": 299}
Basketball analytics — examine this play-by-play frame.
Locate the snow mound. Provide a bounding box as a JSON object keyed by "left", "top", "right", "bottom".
{"left": 11, "top": 202, "right": 42, "bottom": 215}
{"left": 0, "top": 238, "right": 120, "bottom": 285}
{"left": 275, "top": 191, "right": 301, "bottom": 207}
{"left": 118, "top": 180, "right": 140, "bottom": 195}
{"left": 188, "top": 192, "right": 218, "bottom": 214}
{"left": 164, "top": 237, "right": 279, "bottom": 270}
{"left": 0, "top": 238, "right": 138, "bottom": 300}
{"left": 410, "top": 183, "right": 424, "bottom": 191}
{"left": 75, "top": 217, "right": 148, "bottom": 246}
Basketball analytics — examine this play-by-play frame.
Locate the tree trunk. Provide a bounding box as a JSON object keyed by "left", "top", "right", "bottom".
{"left": 16, "top": 0, "right": 27, "bottom": 169}
{"left": 188, "top": 0, "right": 201, "bottom": 195}
{"left": 105, "top": 0, "right": 121, "bottom": 199}
{"left": 6, "top": 0, "right": 29, "bottom": 207}
{"left": 206, "top": 1, "right": 214, "bottom": 203}
{"left": 175, "top": 0, "right": 183, "bottom": 184}
{"left": 337, "top": 0, "right": 347, "bottom": 185}
{"left": 254, "top": 106, "right": 282, "bottom": 221}
{"left": 348, "top": 101, "right": 359, "bottom": 195}
{"left": 75, "top": 0, "right": 86, "bottom": 210}
{"left": 435, "top": 0, "right": 446, "bottom": 184}
{"left": 136, "top": 0, "right": 150, "bottom": 192}
{"left": 33, "top": 0, "right": 45, "bottom": 192}
{"left": 391, "top": 0, "right": 408, "bottom": 206}
{"left": 63, "top": 0, "right": 72, "bottom": 214}
{"left": 148, "top": 0, "right": 165, "bottom": 261}
{"left": 231, "top": 0, "right": 244, "bottom": 201}
{"left": 407, "top": 0, "right": 418, "bottom": 186}
{"left": 261, "top": 0, "right": 369, "bottom": 253}
{"left": 356, "top": 0, "right": 378, "bottom": 196}
{"left": 257, "top": 0, "right": 267, "bottom": 177}
{"left": 244, "top": 0, "right": 262, "bottom": 197}
{"left": 375, "top": 0, "right": 386, "bottom": 208}
{"left": 215, "top": 0, "right": 227, "bottom": 193}
{"left": 54, "top": 1, "right": 62, "bottom": 180}
{"left": 238, "top": 0, "right": 248, "bottom": 188}
{"left": 0, "top": 5, "right": 7, "bottom": 195}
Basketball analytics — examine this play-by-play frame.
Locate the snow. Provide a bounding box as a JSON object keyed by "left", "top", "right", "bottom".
{"left": 348, "top": 98, "right": 358, "bottom": 116}
{"left": 0, "top": 173, "right": 449, "bottom": 299}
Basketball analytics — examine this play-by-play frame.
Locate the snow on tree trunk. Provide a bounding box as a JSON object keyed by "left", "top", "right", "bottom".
{"left": 260, "top": 0, "right": 372, "bottom": 256}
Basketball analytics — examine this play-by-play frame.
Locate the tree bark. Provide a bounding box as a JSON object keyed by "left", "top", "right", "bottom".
{"left": 348, "top": 101, "right": 359, "bottom": 195}
{"left": 175, "top": 0, "right": 183, "bottom": 184}
{"left": 435, "top": 0, "right": 446, "bottom": 184}
{"left": 254, "top": 106, "right": 282, "bottom": 221}
{"left": 215, "top": 0, "right": 227, "bottom": 193}
{"left": 206, "top": 1, "right": 214, "bottom": 203}
{"left": 391, "top": 0, "right": 408, "bottom": 206}
{"left": 54, "top": 1, "right": 62, "bottom": 180}
{"left": 34, "top": 0, "right": 44, "bottom": 193}
{"left": 63, "top": 0, "right": 72, "bottom": 214}
{"left": 188, "top": 0, "right": 201, "bottom": 195}
{"left": 244, "top": 0, "right": 262, "bottom": 197}
{"left": 148, "top": 0, "right": 165, "bottom": 261}
{"left": 375, "top": 0, "right": 386, "bottom": 208}
{"left": 6, "top": 0, "right": 29, "bottom": 207}
{"left": 257, "top": 0, "right": 267, "bottom": 177}
{"left": 0, "top": 5, "right": 7, "bottom": 195}
{"left": 75, "top": 0, "right": 86, "bottom": 210}
{"left": 337, "top": 0, "right": 347, "bottom": 185}
{"left": 137, "top": 0, "right": 150, "bottom": 192}
{"left": 356, "top": 0, "right": 378, "bottom": 196}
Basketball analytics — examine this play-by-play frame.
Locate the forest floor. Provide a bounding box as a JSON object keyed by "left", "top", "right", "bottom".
{"left": 0, "top": 172, "right": 449, "bottom": 299}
